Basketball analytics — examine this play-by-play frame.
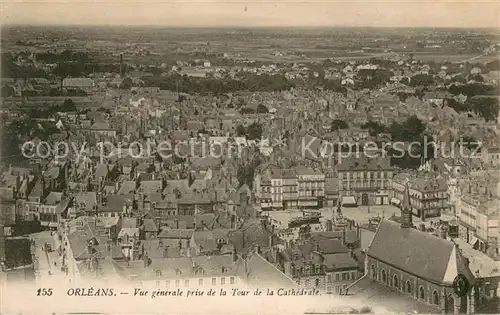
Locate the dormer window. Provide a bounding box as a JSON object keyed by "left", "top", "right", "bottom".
{"left": 175, "top": 269, "right": 182, "bottom": 276}
{"left": 195, "top": 268, "right": 205, "bottom": 275}
{"left": 221, "top": 267, "right": 227, "bottom": 274}
{"left": 156, "top": 270, "right": 162, "bottom": 277}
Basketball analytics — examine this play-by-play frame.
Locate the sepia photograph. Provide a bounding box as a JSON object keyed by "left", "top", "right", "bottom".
{"left": 0, "top": 0, "right": 499, "bottom": 314}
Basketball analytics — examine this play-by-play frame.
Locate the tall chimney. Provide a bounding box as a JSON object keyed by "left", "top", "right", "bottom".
{"left": 120, "top": 54, "right": 123, "bottom": 77}
{"left": 232, "top": 248, "right": 238, "bottom": 263}
{"left": 268, "top": 224, "right": 275, "bottom": 248}
{"left": 97, "top": 192, "right": 102, "bottom": 205}
{"left": 143, "top": 252, "right": 149, "bottom": 268}
{"left": 87, "top": 245, "right": 93, "bottom": 270}
{"left": 244, "top": 256, "right": 249, "bottom": 277}
{"left": 342, "top": 229, "right": 346, "bottom": 246}
{"left": 174, "top": 219, "right": 179, "bottom": 229}
{"left": 156, "top": 217, "right": 161, "bottom": 233}
{"left": 255, "top": 245, "right": 261, "bottom": 255}
{"left": 231, "top": 215, "right": 236, "bottom": 229}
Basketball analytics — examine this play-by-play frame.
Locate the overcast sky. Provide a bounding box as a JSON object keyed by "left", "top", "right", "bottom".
{"left": 1, "top": 0, "right": 499, "bottom": 28}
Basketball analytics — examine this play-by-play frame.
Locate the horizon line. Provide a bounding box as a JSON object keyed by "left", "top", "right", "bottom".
{"left": 2, "top": 24, "right": 498, "bottom": 30}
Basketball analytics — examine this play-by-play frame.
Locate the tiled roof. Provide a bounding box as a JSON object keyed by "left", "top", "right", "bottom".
{"left": 43, "top": 167, "right": 60, "bottom": 180}
{"left": 115, "top": 255, "right": 238, "bottom": 280}
{"left": 94, "top": 164, "right": 109, "bottom": 179}
{"left": 158, "top": 229, "right": 194, "bottom": 239}
{"left": 74, "top": 192, "right": 97, "bottom": 211}
{"left": 393, "top": 173, "right": 448, "bottom": 192}
{"left": 324, "top": 177, "right": 338, "bottom": 195}
{"left": 143, "top": 218, "right": 158, "bottom": 232}
{"left": 193, "top": 231, "right": 221, "bottom": 252}
{"left": 347, "top": 276, "right": 441, "bottom": 314}
{"left": 138, "top": 180, "right": 163, "bottom": 194}
{"left": 337, "top": 156, "right": 391, "bottom": 171}
{"left": 99, "top": 194, "right": 133, "bottom": 213}
{"left": 90, "top": 122, "right": 112, "bottom": 130}
{"left": 323, "top": 252, "right": 361, "bottom": 270}
{"left": 367, "top": 220, "right": 471, "bottom": 284}
{"left": 118, "top": 181, "right": 137, "bottom": 194}
{"left": 44, "top": 192, "right": 62, "bottom": 205}
{"left": 238, "top": 252, "right": 297, "bottom": 289}
{"left": 28, "top": 178, "right": 44, "bottom": 199}
{"left": 63, "top": 77, "right": 94, "bottom": 87}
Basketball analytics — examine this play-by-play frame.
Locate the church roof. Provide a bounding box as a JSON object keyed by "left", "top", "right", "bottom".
{"left": 367, "top": 220, "right": 475, "bottom": 285}
{"left": 347, "top": 276, "right": 440, "bottom": 314}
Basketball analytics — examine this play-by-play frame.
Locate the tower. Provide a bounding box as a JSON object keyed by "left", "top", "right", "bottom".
{"left": 401, "top": 182, "right": 413, "bottom": 228}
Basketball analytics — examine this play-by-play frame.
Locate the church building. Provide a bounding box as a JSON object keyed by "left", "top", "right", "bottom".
{"left": 347, "top": 183, "right": 478, "bottom": 314}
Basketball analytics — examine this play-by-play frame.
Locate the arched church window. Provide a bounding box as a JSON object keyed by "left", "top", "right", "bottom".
{"left": 419, "top": 286, "right": 425, "bottom": 300}
{"left": 393, "top": 275, "right": 399, "bottom": 289}
{"left": 406, "top": 281, "right": 412, "bottom": 294}
{"left": 433, "top": 290, "right": 439, "bottom": 305}
{"left": 381, "top": 270, "right": 387, "bottom": 283}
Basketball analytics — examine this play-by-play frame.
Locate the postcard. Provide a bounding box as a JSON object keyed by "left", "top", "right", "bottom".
{"left": 1, "top": 1, "right": 499, "bottom": 314}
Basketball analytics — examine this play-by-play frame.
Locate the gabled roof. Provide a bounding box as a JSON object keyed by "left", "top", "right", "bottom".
{"left": 367, "top": 220, "right": 475, "bottom": 285}
{"left": 237, "top": 252, "right": 297, "bottom": 289}
{"left": 28, "top": 178, "right": 45, "bottom": 199}
{"left": 347, "top": 276, "right": 441, "bottom": 314}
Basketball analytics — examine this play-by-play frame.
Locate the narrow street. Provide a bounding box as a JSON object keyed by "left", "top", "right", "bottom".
{"left": 30, "top": 231, "right": 67, "bottom": 285}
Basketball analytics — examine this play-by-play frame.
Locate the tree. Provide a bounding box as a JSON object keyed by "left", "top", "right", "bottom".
{"left": 410, "top": 74, "right": 434, "bottom": 87}
{"left": 97, "top": 107, "right": 111, "bottom": 114}
{"left": 389, "top": 116, "right": 433, "bottom": 170}
{"left": 236, "top": 125, "right": 247, "bottom": 137}
{"left": 361, "top": 121, "right": 387, "bottom": 136}
{"left": 449, "top": 83, "right": 496, "bottom": 98}
{"left": 400, "top": 77, "right": 410, "bottom": 86}
{"left": 237, "top": 164, "right": 255, "bottom": 189}
{"left": 390, "top": 115, "right": 425, "bottom": 142}
{"left": 119, "top": 77, "right": 133, "bottom": 90}
{"left": 468, "top": 97, "right": 499, "bottom": 122}
{"left": 467, "top": 74, "right": 484, "bottom": 82}
{"left": 246, "top": 122, "right": 263, "bottom": 140}
{"left": 331, "top": 119, "right": 349, "bottom": 131}
{"left": 60, "top": 98, "right": 76, "bottom": 112}
{"left": 256, "top": 104, "right": 269, "bottom": 113}
{"left": 240, "top": 107, "right": 255, "bottom": 114}
{"left": 1, "top": 85, "right": 15, "bottom": 97}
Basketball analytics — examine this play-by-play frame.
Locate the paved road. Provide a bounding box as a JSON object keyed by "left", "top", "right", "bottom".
{"left": 265, "top": 205, "right": 401, "bottom": 228}
{"left": 30, "top": 231, "right": 66, "bottom": 285}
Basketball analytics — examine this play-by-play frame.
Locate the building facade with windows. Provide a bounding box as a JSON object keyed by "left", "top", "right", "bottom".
{"left": 337, "top": 157, "right": 393, "bottom": 206}
{"left": 392, "top": 172, "right": 448, "bottom": 219}
{"left": 457, "top": 178, "right": 500, "bottom": 259}
{"left": 296, "top": 167, "right": 325, "bottom": 209}
{"left": 254, "top": 166, "right": 324, "bottom": 210}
